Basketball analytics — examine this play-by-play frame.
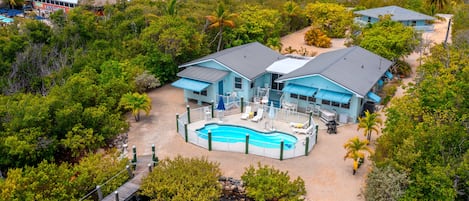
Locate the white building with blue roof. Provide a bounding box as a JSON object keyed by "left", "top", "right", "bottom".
{"left": 172, "top": 42, "right": 393, "bottom": 122}
{"left": 354, "top": 5, "right": 435, "bottom": 32}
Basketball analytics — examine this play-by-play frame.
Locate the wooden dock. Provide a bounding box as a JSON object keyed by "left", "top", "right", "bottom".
{"left": 102, "top": 155, "right": 152, "bottom": 201}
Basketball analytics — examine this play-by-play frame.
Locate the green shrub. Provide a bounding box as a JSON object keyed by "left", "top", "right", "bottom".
{"left": 304, "top": 27, "right": 332, "bottom": 48}
{"left": 242, "top": 163, "right": 306, "bottom": 201}
{"left": 140, "top": 156, "right": 222, "bottom": 200}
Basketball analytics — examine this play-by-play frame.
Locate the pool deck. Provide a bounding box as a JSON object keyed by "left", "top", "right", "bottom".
{"left": 127, "top": 85, "right": 370, "bottom": 201}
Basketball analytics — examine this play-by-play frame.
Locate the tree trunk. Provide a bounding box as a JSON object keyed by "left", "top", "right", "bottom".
{"left": 217, "top": 26, "right": 223, "bottom": 52}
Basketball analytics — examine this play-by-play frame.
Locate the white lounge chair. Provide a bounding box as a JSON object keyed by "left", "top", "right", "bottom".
{"left": 241, "top": 106, "right": 252, "bottom": 120}
{"left": 289, "top": 120, "right": 309, "bottom": 129}
{"left": 251, "top": 108, "right": 264, "bottom": 122}
{"left": 292, "top": 125, "right": 314, "bottom": 135}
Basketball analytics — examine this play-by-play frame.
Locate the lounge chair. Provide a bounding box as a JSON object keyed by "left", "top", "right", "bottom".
{"left": 251, "top": 108, "right": 264, "bottom": 122}
{"left": 289, "top": 120, "right": 309, "bottom": 129}
{"left": 241, "top": 106, "right": 252, "bottom": 120}
{"left": 292, "top": 125, "right": 314, "bottom": 135}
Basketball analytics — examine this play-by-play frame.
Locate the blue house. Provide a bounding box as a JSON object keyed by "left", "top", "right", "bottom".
{"left": 172, "top": 42, "right": 393, "bottom": 122}
{"left": 354, "top": 5, "right": 435, "bottom": 32}
{"left": 172, "top": 42, "right": 285, "bottom": 106}
{"left": 275, "top": 46, "right": 393, "bottom": 122}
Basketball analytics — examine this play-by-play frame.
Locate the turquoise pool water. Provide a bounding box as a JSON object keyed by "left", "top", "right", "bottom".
{"left": 196, "top": 123, "right": 297, "bottom": 150}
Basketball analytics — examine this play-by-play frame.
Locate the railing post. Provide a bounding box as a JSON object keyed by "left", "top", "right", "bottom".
{"left": 114, "top": 191, "right": 119, "bottom": 201}
{"left": 308, "top": 112, "right": 312, "bottom": 127}
{"left": 176, "top": 113, "right": 179, "bottom": 133}
{"left": 315, "top": 125, "right": 319, "bottom": 144}
{"left": 96, "top": 185, "right": 103, "bottom": 201}
{"left": 132, "top": 145, "right": 137, "bottom": 169}
{"left": 280, "top": 140, "right": 284, "bottom": 161}
{"left": 148, "top": 163, "right": 152, "bottom": 172}
{"left": 184, "top": 124, "right": 188, "bottom": 143}
{"left": 126, "top": 165, "right": 133, "bottom": 178}
{"left": 208, "top": 130, "right": 212, "bottom": 151}
{"left": 186, "top": 105, "right": 191, "bottom": 124}
{"left": 211, "top": 100, "right": 214, "bottom": 118}
{"left": 241, "top": 97, "right": 244, "bottom": 113}
{"left": 152, "top": 144, "right": 158, "bottom": 166}
{"left": 305, "top": 137, "right": 310, "bottom": 156}
{"left": 245, "top": 134, "right": 249, "bottom": 154}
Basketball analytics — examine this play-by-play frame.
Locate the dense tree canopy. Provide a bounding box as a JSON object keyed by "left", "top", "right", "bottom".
{"left": 304, "top": 2, "right": 353, "bottom": 38}
{"left": 354, "top": 16, "right": 420, "bottom": 61}
{"left": 370, "top": 35, "right": 469, "bottom": 201}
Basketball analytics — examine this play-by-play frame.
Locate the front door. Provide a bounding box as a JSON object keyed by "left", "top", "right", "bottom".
{"left": 218, "top": 81, "right": 223, "bottom": 95}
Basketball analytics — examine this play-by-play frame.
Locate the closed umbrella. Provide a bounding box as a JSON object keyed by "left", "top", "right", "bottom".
{"left": 268, "top": 102, "right": 275, "bottom": 130}
{"left": 217, "top": 95, "right": 225, "bottom": 122}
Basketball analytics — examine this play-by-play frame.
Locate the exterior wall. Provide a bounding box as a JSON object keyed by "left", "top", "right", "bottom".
{"left": 282, "top": 75, "right": 362, "bottom": 122}
{"left": 183, "top": 61, "right": 253, "bottom": 104}
{"left": 355, "top": 16, "right": 434, "bottom": 32}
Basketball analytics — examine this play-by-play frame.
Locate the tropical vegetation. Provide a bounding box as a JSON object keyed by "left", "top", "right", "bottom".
{"left": 241, "top": 163, "right": 306, "bottom": 201}
{"left": 357, "top": 110, "right": 383, "bottom": 142}
{"left": 0, "top": 0, "right": 468, "bottom": 200}
{"left": 140, "top": 156, "right": 222, "bottom": 200}
{"left": 343, "top": 136, "right": 372, "bottom": 175}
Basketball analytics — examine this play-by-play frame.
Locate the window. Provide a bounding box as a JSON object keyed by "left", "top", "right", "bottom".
{"left": 193, "top": 90, "right": 208, "bottom": 96}
{"left": 234, "top": 77, "right": 242, "bottom": 89}
{"left": 331, "top": 101, "right": 340, "bottom": 107}
{"left": 411, "top": 20, "right": 417, "bottom": 26}
{"left": 290, "top": 93, "right": 298, "bottom": 99}
{"left": 341, "top": 102, "right": 350, "bottom": 109}
{"left": 299, "top": 95, "right": 307, "bottom": 101}
{"left": 250, "top": 82, "right": 254, "bottom": 89}
{"left": 321, "top": 99, "right": 330, "bottom": 105}
{"left": 308, "top": 96, "right": 316, "bottom": 103}
{"left": 271, "top": 74, "right": 284, "bottom": 90}
{"left": 367, "top": 17, "right": 371, "bottom": 22}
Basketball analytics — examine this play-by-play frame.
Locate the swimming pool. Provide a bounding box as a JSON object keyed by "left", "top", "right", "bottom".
{"left": 196, "top": 123, "right": 297, "bottom": 150}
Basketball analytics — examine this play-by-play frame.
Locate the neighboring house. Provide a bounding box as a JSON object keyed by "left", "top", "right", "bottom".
{"left": 172, "top": 42, "right": 393, "bottom": 123}
{"left": 354, "top": 5, "right": 435, "bottom": 32}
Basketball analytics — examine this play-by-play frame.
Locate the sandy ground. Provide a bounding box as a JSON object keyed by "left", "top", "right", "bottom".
{"left": 128, "top": 85, "right": 369, "bottom": 201}
{"left": 126, "top": 16, "right": 452, "bottom": 201}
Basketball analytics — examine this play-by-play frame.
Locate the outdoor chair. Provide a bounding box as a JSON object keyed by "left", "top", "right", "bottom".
{"left": 292, "top": 124, "right": 314, "bottom": 135}
{"left": 241, "top": 106, "right": 252, "bottom": 120}
{"left": 251, "top": 108, "right": 264, "bottom": 122}
{"left": 289, "top": 120, "right": 309, "bottom": 129}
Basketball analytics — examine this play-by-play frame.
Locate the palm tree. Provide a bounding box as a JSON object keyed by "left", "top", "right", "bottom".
{"left": 357, "top": 110, "right": 383, "bottom": 142}
{"left": 343, "top": 136, "right": 372, "bottom": 175}
{"left": 205, "top": 3, "right": 237, "bottom": 52}
{"left": 429, "top": 0, "right": 448, "bottom": 10}
{"left": 119, "top": 92, "right": 152, "bottom": 122}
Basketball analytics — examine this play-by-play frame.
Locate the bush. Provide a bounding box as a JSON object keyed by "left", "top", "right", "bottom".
{"left": 304, "top": 27, "right": 332, "bottom": 48}
{"left": 364, "top": 165, "right": 409, "bottom": 201}
{"left": 381, "top": 83, "right": 398, "bottom": 106}
{"left": 139, "top": 156, "right": 222, "bottom": 200}
{"left": 241, "top": 163, "right": 306, "bottom": 201}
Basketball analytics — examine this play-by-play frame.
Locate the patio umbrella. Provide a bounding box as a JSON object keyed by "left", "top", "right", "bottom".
{"left": 217, "top": 95, "right": 225, "bottom": 121}
{"left": 268, "top": 102, "right": 275, "bottom": 130}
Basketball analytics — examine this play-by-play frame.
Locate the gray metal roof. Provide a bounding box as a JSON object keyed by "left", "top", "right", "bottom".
{"left": 177, "top": 66, "right": 229, "bottom": 83}
{"left": 179, "top": 42, "right": 285, "bottom": 81}
{"left": 354, "top": 6, "right": 435, "bottom": 21}
{"left": 277, "top": 46, "right": 393, "bottom": 97}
